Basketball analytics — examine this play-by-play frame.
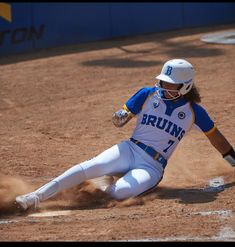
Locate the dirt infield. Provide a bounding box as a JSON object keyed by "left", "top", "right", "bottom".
{"left": 0, "top": 24, "right": 235, "bottom": 241}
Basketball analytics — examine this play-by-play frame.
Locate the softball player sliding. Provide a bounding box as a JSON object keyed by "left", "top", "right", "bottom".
{"left": 16, "top": 59, "right": 235, "bottom": 210}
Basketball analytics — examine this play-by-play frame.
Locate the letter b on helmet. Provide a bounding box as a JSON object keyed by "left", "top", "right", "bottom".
{"left": 165, "top": 66, "right": 173, "bottom": 76}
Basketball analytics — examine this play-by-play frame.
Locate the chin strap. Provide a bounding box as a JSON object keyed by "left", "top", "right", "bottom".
{"left": 223, "top": 147, "right": 235, "bottom": 166}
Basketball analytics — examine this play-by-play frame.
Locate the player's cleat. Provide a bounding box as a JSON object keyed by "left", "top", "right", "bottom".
{"left": 15, "top": 192, "right": 40, "bottom": 211}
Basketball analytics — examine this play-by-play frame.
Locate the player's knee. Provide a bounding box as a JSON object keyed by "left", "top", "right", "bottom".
{"left": 107, "top": 180, "right": 158, "bottom": 200}
{"left": 111, "top": 190, "right": 131, "bottom": 201}
{"left": 107, "top": 185, "right": 133, "bottom": 200}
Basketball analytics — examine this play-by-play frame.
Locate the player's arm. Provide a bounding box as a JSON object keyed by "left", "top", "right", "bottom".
{"left": 112, "top": 105, "right": 134, "bottom": 128}
{"left": 191, "top": 102, "right": 235, "bottom": 167}
{"left": 206, "top": 128, "right": 235, "bottom": 167}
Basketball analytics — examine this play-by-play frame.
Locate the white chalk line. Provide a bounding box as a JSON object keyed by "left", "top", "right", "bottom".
{"left": 191, "top": 209, "right": 232, "bottom": 218}
{"left": 27, "top": 210, "right": 73, "bottom": 217}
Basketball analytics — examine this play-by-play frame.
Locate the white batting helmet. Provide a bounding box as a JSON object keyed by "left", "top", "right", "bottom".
{"left": 156, "top": 59, "right": 195, "bottom": 96}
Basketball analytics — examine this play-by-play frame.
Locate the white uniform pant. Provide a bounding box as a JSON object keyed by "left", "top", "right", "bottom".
{"left": 36, "top": 140, "right": 165, "bottom": 201}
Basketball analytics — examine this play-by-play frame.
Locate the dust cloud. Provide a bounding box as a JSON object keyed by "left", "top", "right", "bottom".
{"left": 0, "top": 173, "right": 33, "bottom": 215}
{"left": 41, "top": 176, "right": 147, "bottom": 211}
{"left": 0, "top": 174, "right": 149, "bottom": 215}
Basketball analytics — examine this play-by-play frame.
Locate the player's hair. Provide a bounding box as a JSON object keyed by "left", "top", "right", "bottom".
{"left": 183, "top": 85, "right": 201, "bottom": 103}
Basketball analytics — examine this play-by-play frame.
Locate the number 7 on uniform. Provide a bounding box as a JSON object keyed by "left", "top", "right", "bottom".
{"left": 163, "top": 140, "right": 175, "bottom": 153}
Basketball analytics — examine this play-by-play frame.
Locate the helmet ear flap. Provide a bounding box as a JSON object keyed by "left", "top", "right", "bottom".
{"left": 186, "top": 84, "right": 191, "bottom": 91}
{"left": 179, "top": 82, "right": 193, "bottom": 95}
{"left": 177, "top": 83, "right": 184, "bottom": 96}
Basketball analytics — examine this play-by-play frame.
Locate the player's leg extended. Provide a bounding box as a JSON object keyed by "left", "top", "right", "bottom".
{"left": 16, "top": 141, "right": 132, "bottom": 209}
{"left": 106, "top": 166, "right": 162, "bottom": 200}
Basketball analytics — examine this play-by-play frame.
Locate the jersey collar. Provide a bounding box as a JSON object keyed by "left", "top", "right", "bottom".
{"left": 163, "top": 97, "right": 188, "bottom": 116}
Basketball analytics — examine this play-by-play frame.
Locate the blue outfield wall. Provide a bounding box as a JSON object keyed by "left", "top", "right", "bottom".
{"left": 110, "top": 3, "right": 183, "bottom": 37}
{"left": 0, "top": 3, "right": 235, "bottom": 56}
{"left": 33, "top": 3, "right": 111, "bottom": 49}
{"left": 183, "top": 3, "right": 235, "bottom": 27}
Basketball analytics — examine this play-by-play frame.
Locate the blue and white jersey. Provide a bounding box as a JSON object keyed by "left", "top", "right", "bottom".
{"left": 124, "top": 87, "right": 216, "bottom": 160}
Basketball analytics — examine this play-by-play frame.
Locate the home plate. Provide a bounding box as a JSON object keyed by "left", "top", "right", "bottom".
{"left": 202, "top": 176, "right": 225, "bottom": 192}
{"left": 28, "top": 210, "right": 73, "bottom": 217}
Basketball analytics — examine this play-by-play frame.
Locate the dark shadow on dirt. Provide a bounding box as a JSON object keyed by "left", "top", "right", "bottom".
{"left": 0, "top": 24, "right": 233, "bottom": 65}
{"left": 161, "top": 42, "right": 224, "bottom": 58}
{"left": 82, "top": 58, "right": 161, "bottom": 68}
{"left": 153, "top": 181, "right": 235, "bottom": 204}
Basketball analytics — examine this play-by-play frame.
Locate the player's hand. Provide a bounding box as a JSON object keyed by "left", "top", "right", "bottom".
{"left": 116, "top": 109, "right": 128, "bottom": 119}
{"left": 112, "top": 109, "right": 132, "bottom": 127}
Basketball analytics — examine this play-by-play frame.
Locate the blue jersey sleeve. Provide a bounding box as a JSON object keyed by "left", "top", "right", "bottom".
{"left": 191, "top": 103, "right": 216, "bottom": 135}
{"left": 124, "top": 87, "right": 156, "bottom": 115}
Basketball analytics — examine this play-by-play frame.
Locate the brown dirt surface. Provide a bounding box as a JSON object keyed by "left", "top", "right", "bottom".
{"left": 0, "top": 24, "right": 235, "bottom": 241}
